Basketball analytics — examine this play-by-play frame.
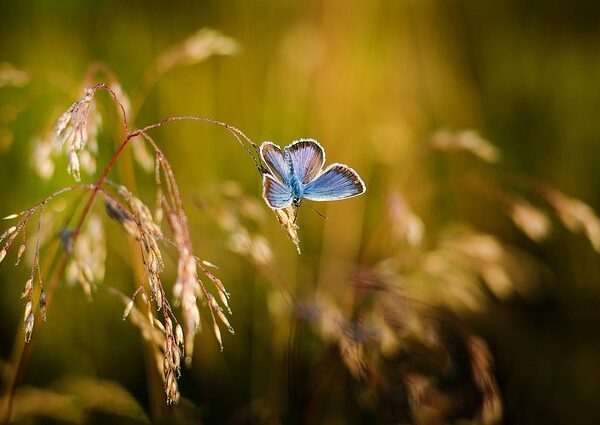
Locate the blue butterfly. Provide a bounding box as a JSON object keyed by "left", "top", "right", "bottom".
{"left": 260, "top": 139, "right": 366, "bottom": 209}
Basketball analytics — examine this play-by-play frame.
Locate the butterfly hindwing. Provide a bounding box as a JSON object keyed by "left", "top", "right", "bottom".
{"left": 260, "top": 141, "right": 290, "bottom": 184}
{"left": 284, "top": 139, "right": 325, "bottom": 184}
{"left": 262, "top": 174, "right": 293, "bottom": 209}
{"left": 303, "top": 163, "right": 366, "bottom": 201}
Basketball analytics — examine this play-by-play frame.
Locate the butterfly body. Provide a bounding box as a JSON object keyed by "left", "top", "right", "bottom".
{"left": 260, "top": 139, "right": 366, "bottom": 209}
{"left": 281, "top": 145, "right": 307, "bottom": 207}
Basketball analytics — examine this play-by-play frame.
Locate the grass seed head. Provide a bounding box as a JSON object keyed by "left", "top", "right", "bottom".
{"left": 175, "top": 324, "right": 184, "bottom": 347}
{"left": 24, "top": 312, "right": 34, "bottom": 343}
{"left": 510, "top": 201, "right": 551, "bottom": 242}
{"left": 15, "top": 241, "right": 26, "bottom": 265}
{"left": 54, "top": 88, "right": 98, "bottom": 181}
{"left": 122, "top": 300, "right": 134, "bottom": 320}
{"left": 21, "top": 278, "right": 33, "bottom": 299}
{"left": 39, "top": 289, "right": 47, "bottom": 321}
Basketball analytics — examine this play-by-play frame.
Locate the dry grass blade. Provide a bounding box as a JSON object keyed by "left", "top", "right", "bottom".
{"left": 544, "top": 188, "right": 600, "bottom": 253}
{"left": 0, "top": 63, "right": 30, "bottom": 88}
{"left": 432, "top": 129, "right": 500, "bottom": 163}
{"left": 157, "top": 28, "right": 240, "bottom": 73}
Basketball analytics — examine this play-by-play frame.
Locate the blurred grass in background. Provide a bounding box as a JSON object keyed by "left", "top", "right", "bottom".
{"left": 0, "top": 0, "right": 599, "bottom": 424}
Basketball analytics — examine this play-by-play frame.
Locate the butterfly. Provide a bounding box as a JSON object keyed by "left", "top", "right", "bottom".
{"left": 260, "top": 138, "right": 366, "bottom": 209}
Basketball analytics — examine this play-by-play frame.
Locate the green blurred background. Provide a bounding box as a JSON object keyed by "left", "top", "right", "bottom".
{"left": 1, "top": 1, "right": 599, "bottom": 424}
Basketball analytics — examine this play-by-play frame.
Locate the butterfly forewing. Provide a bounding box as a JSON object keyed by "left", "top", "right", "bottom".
{"left": 285, "top": 139, "right": 325, "bottom": 184}
{"left": 262, "top": 174, "right": 294, "bottom": 209}
{"left": 260, "top": 142, "right": 290, "bottom": 184}
{"left": 303, "top": 163, "right": 366, "bottom": 201}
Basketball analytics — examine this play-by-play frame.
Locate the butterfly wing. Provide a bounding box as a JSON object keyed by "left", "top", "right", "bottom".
{"left": 284, "top": 139, "right": 325, "bottom": 184}
{"left": 260, "top": 141, "right": 290, "bottom": 183}
{"left": 302, "top": 163, "right": 366, "bottom": 201}
{"left": 262, "top": 174, "right": 293, "bottom": 209}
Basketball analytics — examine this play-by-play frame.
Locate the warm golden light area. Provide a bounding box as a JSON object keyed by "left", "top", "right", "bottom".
{"left": 0, "top": 2, "right": 599, "bottom": 424}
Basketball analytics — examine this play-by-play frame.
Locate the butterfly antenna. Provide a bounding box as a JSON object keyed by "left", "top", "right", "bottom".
{"left": 306, "top": 203, "right": 327, "bottom": 220}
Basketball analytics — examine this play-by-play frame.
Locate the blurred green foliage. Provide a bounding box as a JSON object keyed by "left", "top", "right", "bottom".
{"left": 0, "top": 1, "right": 599, "bottom": 424}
